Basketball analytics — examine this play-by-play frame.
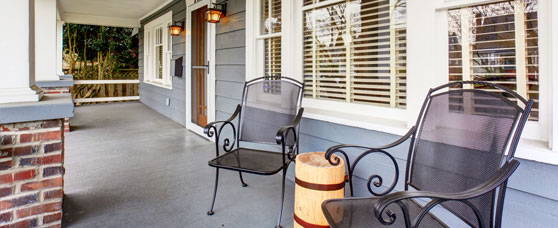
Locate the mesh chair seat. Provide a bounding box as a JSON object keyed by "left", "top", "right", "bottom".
{"left": 208, "top": 148, "right": 290, "bottom": 175}
{"left": 322, "top": 197, "right": 448, "bottom": 228}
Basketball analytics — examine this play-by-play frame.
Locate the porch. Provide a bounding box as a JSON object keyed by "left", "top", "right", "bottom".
{"left": 62, "top": 102, "right": 295, "bottom": 227}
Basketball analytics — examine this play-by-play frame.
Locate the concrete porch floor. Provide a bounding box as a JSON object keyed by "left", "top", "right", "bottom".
{"left": 62, "top": 102, "right": 295, "bottom": 228}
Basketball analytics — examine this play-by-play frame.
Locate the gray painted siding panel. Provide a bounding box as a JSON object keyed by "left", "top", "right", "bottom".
{"left": 216, "top": 12, "right": 245, "bottom": 34}
{"left": 215, "top": 81, "right": 244, "bottom": 100}
{"left": 216, "top": 65, "right": 245, "bottom": 83}
{"left": 216, "top": 30, "right": 245, "bottom": 49}
{"left": 216, "top": 96, "right": 241, "bottom": 114}
{"left": 216, "top": 48, "right": 246, "bottom": 65}
{"left": 139, "top": 0, "right": 187, "bottom": 126}
{"left": 218, "top": 0, "right": 245, "bottom": 15}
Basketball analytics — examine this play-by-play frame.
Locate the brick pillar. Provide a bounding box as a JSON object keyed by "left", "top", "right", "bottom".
{"left": 0, "top": 119, "right": 64, "bottom": 227}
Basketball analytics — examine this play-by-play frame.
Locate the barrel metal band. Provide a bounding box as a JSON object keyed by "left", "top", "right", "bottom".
{"left": 295, "top": 177, "right": 344, "bottom": 191}
{"left": 294, "top": 213, "right": 330, "bottom": 228}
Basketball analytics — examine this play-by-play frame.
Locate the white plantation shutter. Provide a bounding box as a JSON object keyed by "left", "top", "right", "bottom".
{"left": 265, "top": 36, "right": 281, "bottom": 77}
{"left": 303, "top": 0, "right": 407, "bottom": 108}
{"left": 447, "top": 0, "right": 539, "bottom": 120}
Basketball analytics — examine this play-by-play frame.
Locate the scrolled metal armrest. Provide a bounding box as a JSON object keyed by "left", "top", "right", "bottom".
{"left": 324, "top": 127, "right": 416, "bottom": 196}
{"left": 204, "top": 105, "right": 241, "bottom": 136}
{"left": 275, "top": 108, "right": 304, "bottom": 145}
{"left": 325, "top": 126, "right": 416, "bottom": 157}
{"left": 373, "top": 159, "right": 520, "bottom": 226}
{"left": 204, "top": 105, "right": 242, "bottom": 155}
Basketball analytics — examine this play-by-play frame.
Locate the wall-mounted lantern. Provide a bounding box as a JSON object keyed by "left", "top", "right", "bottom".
{"left": 205, "top": 2, "right": 227, "bottom": 23}
{"left": 169, "top": 21, "right": 184, "bottom": 36}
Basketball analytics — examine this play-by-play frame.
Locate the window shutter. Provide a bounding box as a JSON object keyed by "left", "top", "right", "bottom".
{"left": 303, "top": 0, "right": 407, "bottom": 107}
{"left": 265, "top": 37, "right": 282, "bottom": 77}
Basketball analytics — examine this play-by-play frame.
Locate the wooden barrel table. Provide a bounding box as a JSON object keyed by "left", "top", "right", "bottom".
{"left": 294, "top": 152, "right": 345, "bottom": 228}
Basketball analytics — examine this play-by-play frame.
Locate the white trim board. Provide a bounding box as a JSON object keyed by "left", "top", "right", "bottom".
{"left": 140, "top": 0, "right": 177, "bottom": 21}
{"left": 62, "top": 13, "right": 141, "bottom": 28}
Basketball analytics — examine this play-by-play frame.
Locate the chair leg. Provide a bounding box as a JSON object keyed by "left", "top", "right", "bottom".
{"left": 239, "top": 171, "right": 248, "bottom": 187}
{"left": 207, "top": 168, "right": 220, "bottom": 215}
{"left": 275, "top": 168, "right": 288, "bottom": 228}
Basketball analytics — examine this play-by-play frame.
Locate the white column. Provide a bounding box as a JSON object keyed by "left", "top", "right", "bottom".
{"left": 56, "top": 20, "right": 64, "bottom": 76}
{"left": 35, "top": 0, "right": 60, "bottom": 81}
{"left": 0, "top": 0, "right": 43, "bottom": 103}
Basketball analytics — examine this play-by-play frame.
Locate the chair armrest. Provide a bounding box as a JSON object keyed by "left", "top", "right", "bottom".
{"left": 204, "top": 105, "right": 242, "bottom": 156}
{"left": 373, "top": 159, "right": 520, "bottom": 226}
{"left": 275, "top": 108, "right": 304, "bottom": 145}
{"left": 325, "top": 126, "right": 416, "bottom": 154}
{"left": 274, "top": 108, "right": 304, "bottom": 162}
{"left": 324, "top": 127, "right": 417, "bottom": 196}
{"left": 204, "top": 105, "right": 241, "bottom": 135}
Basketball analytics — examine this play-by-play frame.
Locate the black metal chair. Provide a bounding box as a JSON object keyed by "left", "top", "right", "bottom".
{"left": 204, "top": 76, "right": 304, "bottom": 228}
{"left": 322, "top": 81, "right": 534, "bottom": 228}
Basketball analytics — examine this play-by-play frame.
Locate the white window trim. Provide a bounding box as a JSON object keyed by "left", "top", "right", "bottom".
{"left": 143, "top": 11, "right": 173, "bottom": 89}
{"left": 245, "top": 0, "right": 558, "bottom": 164}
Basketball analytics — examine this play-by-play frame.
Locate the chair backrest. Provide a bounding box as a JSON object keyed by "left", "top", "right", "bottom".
{"left": 238, "top": 76, "right": 303, "bottom": 147}
{"left": 407, "top": 81, "right": 533, "bottom": 228}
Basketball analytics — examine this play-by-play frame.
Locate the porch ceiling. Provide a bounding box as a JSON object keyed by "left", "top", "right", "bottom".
{"left": 58, "top": 0, "right": 171, "bottom": 28}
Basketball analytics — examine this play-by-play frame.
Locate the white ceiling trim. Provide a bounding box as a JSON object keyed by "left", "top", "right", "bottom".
{"left": 62, "top": 13, "right": 141, "bottom": 28}
{"left": 139, "top": 0, "right": 176, "bottom": 21}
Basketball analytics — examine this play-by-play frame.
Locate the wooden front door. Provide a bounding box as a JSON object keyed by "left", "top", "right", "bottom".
{"left": 191, "top": 6, "right": 208, "bottom": 127}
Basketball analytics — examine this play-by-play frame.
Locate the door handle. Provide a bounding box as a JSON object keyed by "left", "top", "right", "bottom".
{"left": 192, "top": 61, "right": 210, "bottom": 74}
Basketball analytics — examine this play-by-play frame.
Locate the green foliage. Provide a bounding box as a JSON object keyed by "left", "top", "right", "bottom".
{"left": 63, "top": 24, "right": 138, "bottom": 70}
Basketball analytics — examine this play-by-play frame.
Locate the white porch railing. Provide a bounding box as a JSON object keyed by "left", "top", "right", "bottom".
{"left": 73, "top": 80, "right": 140, "bottom": 103}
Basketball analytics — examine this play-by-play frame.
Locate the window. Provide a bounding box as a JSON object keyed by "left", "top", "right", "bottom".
{"left": 259, "top": 0, "right": 282, "bottom": 77}
{"left": 144, "top": 11, "right": 173, "bottom": 88}
{"left": 447, "top": 0, "right": 539, "bottom": 120}
{"left": 303, "top": 0, "right": 407, "bottom": 108}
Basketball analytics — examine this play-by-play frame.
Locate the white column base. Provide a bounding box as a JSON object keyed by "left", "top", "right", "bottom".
{"left": 0, "top": 86, "right": 44, "bottom": 104}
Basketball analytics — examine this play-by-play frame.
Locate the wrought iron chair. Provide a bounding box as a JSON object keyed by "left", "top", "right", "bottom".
{"left": 322, "top": 81, "right": 533, "bottom": 228}
{"left": 204, "top": 76, "right": 304, "bottom": 228}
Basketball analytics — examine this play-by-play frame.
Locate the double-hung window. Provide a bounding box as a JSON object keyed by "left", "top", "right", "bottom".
{"left": 144, "top": 11, "right": 173, "bottom": 88}
{"left": 257, "top": 0, "right": 282, "bottom": 77}
{"left": 302, "top": 0, "right": 408, "bottom": 108}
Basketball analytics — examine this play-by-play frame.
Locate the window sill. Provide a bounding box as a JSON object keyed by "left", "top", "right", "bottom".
{"left": 143, "top": 80, "right": 172, "bottom": 90}
{"left": 302, "top": 107, "right": 410, "bottom": 136}
{"left": 516, "top": 139, "right": 558, "bottom": 165}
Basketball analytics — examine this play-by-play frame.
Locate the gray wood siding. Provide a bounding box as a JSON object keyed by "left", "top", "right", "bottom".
{"left": 215, "top": 0, "right": 246, "bottom": 120}
{"left": 139, "top": 0, "right": 187, "bottom": 126}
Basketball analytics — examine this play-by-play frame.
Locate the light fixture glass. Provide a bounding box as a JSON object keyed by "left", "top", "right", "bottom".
{"left": 169, "top": 22, "right": 183, "bottom": 36}
{"left": 206, "top": 8, "right": 224, "bottom": 23}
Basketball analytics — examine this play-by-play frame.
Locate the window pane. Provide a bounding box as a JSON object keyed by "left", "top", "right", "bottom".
{"left": 303, "top": 0, "right": 407, "bottom": 108}
{"left": 157, "top": 45, "right": 163, "bottom": 79}
{"left": 264, "top": 37, "right": 281, "bottom": 77}
{"left": 261, "top": 0, "right": 281, "bottom": 34}
{"left": 447, "top": 0, "right": 539, "bottom": 120}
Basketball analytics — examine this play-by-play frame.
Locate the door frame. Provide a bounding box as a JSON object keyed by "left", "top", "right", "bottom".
{"left": 185, "top": 0, "right": 216, "bottom": 138}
